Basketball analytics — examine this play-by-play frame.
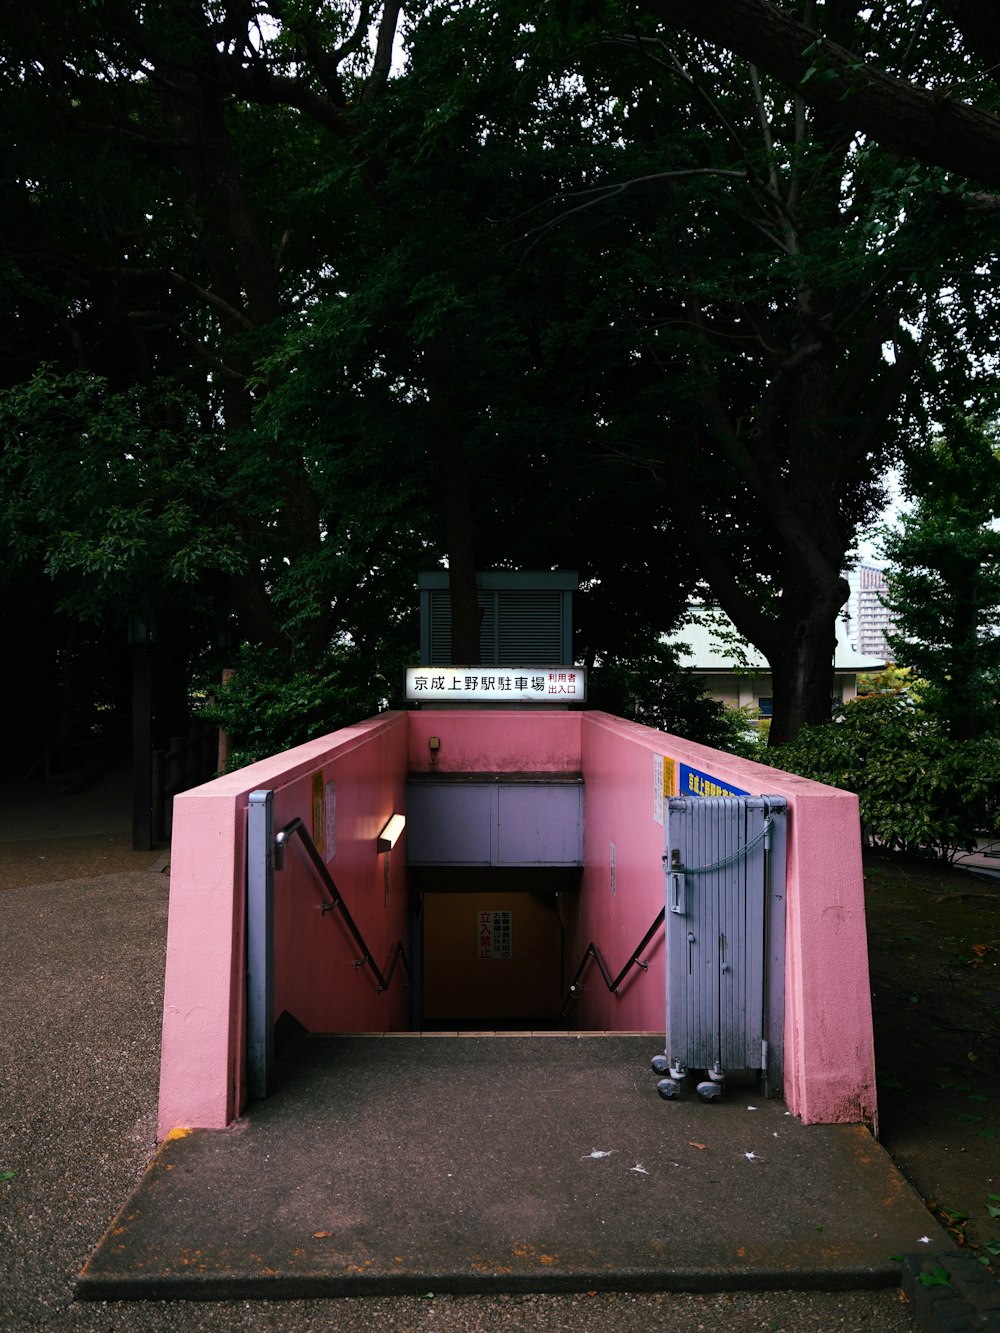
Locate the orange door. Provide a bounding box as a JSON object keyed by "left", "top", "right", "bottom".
{"left": 422, "top": 891, "right": 562, "bottom": 1024}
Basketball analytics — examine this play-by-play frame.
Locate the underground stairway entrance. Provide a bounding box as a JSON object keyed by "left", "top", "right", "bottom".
{"left": 79, "top": 721, "right": 940, "bottom": 1300}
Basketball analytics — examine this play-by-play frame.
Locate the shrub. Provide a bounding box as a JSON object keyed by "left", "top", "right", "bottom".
{"left": 199, "top": 643, "right": 402, "bottom": 772}
{"left": 773, "top": 692, "right": 1000, "bottom": 862}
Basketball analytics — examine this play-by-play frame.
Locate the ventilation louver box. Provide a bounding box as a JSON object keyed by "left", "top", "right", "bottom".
{"left": 419, "top": 571, "right": 576, "bottom": 667}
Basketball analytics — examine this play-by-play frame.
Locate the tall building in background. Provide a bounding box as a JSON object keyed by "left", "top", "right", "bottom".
{"left": 844, "top": 564, "right": 896, "bottom": 660}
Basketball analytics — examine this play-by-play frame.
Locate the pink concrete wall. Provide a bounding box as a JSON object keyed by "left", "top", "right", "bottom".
{"left": 157, "top": 712, "right": 410, "bottom": 1139}
{"left": 157, "top": 787, "right": 246, "bottom": 1139}
{"left": 267, "top": 716, "right": 410, "bottom": 1036}
{"left": 571, "top": 716, "right": 669, "bottom": 1033}
{"left": 576, "top": 714, "right": 876, "bottom": 1125}
{"left": 158, "top": 707, "right": 876, "bottom": 1136}
{"left": 407, "top": 710, "right": 583, "bottom": 774}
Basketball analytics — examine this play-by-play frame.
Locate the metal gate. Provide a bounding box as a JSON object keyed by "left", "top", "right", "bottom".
{"left": 653, "top": 795, "right": 787, "bottom": 1102}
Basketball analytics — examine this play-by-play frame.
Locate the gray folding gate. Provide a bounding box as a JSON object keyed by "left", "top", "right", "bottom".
{"left": 653, "top": 795, "right": 787, "bottom": 1102}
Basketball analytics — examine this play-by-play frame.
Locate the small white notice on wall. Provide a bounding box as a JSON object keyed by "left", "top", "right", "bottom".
{"left": 477, "top": 910, "right": 512, "bottom": 960}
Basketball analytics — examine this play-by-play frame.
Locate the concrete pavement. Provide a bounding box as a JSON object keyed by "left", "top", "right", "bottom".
{"left": 78, "top": 1033, "right": 950, "bottom": 1303}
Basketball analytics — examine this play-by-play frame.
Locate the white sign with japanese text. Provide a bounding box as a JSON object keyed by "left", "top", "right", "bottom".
{"left": 405, "top": 666, "right": 586, "bottom": 703}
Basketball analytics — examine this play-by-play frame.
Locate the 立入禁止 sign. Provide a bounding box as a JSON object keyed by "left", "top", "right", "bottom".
{"left": 478, "top": 909, "right": 512, "bottom": 959}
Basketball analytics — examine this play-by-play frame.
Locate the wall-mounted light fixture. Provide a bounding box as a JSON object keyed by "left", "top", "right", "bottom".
{"left": 377, "top": 813, "right": 406, "bottom": 854}
{"left": 377, "top": 813, "right": 406, "bottom": 905}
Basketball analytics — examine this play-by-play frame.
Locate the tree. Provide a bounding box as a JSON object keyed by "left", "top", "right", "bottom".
{"left": 0, "top": 1, "right": 441, "bottom": 719}
{"left": 4, "top": 0, "right": 1000, "bottom": 757}
{"left": 880, "top": 416, "right": 1000, "bottom": 741}
{"left": 251, "top": 0, "right": 707, "bottom": 657}
{"left": 531, "top": 0, "right": 1000, "bottom": 741}
{"left": 1, "top": 0, "right": 703, "bottom": 760}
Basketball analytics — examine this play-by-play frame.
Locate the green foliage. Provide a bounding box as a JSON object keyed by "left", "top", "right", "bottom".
{"left": 200, "top": 643, "right": 406, "bottom": 773}
{"left": 855, "top": 664, "right": 923, "bottom": 699}
{"left": 773, "top": 693, "right": 1000, "bottom": 862}
{"left": 0, "top": 367, "right": 242, "bottom": 621}
{"left": 917, "top": 1265, "right": 952, "bottom": 1289}
{"left": 880, "top": 416, "right": 1000, "bottom": 741}
{"left": 4, "top": 0, "right": 1000, "bottom": 749}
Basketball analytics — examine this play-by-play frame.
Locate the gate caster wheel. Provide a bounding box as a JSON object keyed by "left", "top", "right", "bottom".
{"left": 696, "top": 1080, "right": 724, "bottom": 1102}
{"left": 656, "top": 1078, "right": 682, "bottom": 1100}
{"left": 651, "top": 1054, "right": 669, "bottom": 1075}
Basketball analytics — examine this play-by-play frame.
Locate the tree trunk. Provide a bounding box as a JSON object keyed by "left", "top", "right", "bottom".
{"left": 443, "top": 447, "right": 482, "bottom": 664}
{"left": 425, "top": 340, "right": 481, "bottom": 663}
{"left": 162, "top": 58, "right": 331, "bottom": 661}
{"left": 765, "top": 582, "right": 847, "bottom": 745}
{"left": 949, "top": 562, "right": 982, "bottom": 742}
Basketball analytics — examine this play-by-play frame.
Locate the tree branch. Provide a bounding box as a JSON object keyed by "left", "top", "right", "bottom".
{"left": 361, "top": 0, "right": 402, "bottom": 104}
{"left": 636, "top": 0, "right": 1000, "bottom": 186}
{"left": 167, "top": 270, "right": 254, "bottom": 330}
{"left": 841, "top": 334, "right": 924, "bottom": 474}
{"left": 127, "top": 310, "right": 245, "bottom": 382}
{"left": 507, "top": 169, "right": 752, "bottom": 251}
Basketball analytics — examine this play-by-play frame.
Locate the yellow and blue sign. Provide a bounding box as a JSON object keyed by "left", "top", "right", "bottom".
{"left": 679, "top": 764, "right": 748, "bottom": 800}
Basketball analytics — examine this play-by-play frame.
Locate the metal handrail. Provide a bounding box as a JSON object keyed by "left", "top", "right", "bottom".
{"left": 275, "top": 816, "right": 411, "bottom": 995}
{"left": 560, "top": 908, "right": 665, "bottom": 1017}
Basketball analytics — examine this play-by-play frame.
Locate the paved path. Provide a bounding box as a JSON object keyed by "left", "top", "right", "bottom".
{"left": 0, "top": 767, "right": 160, "bottom": 890}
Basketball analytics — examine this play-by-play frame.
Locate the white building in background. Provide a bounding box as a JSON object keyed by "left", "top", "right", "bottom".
{"left": 844, "top": 564, "right": 897, "bottom": 661}
{"left": 665, "top": 605, "right": 885, "bottom": 719}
